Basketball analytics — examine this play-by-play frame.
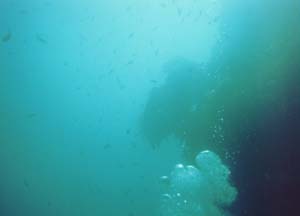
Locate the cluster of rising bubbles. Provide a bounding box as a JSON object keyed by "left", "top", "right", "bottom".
{"left": 160, "top": 150, "right": 237, "bottom": 216}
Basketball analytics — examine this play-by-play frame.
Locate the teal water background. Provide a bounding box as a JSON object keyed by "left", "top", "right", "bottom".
{"left": 1, "top": 1, "right": 299, "bottom": 216}
{"left": 0, "top": 1, "right": 218, "bottom": 215}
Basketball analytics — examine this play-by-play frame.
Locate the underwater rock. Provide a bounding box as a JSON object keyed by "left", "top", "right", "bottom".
{"left": 140, "top": 0, "right": 300, "bottom": 159}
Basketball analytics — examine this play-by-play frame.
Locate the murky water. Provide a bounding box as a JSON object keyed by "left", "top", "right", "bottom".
{"left": 1, "top": 1, "right": 299, "bottom": 216}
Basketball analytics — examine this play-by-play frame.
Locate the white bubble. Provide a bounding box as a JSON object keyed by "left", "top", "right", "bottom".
{"left": 161, "top": 193, "right": 172, "bottom": 200}
{"left": 160, "top": 175, "right": 170, "bottom": 186}
{"left": 160, "top": 150, "right": 237, "bottom": 216}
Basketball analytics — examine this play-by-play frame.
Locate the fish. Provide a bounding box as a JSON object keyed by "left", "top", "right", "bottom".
{"left": 126, "top": 60, "right": 134, "bottom": 65}
{"left": 2, "top": 32, "right": 12, "bottom": 42}
{"left": 36, "top": 34, "right": 48, "bottom": 44}
{"left": 27, "top": 113, "right": 37, "bottom": 118}
{"left": 103, "top": 143, "right": 111, "bottom": 150}
{"left": 128, "top": 33, "right": 134, "bottom": 38}
{"left": 23, "top": 179, "right": 29, "bottom": 189}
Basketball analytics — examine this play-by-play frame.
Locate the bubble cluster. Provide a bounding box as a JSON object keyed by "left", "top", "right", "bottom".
{"left": 160, "top": 150, "right": 237, "bottom": 216}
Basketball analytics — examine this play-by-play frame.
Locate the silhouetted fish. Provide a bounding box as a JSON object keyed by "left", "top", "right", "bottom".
{"left": 126, "top": 60, "right": 134, "bottom": 65}
{"left": 23, "top": 179, "right": 29, "bottom": 189}
{"left": 103, "top": 143, "right": 111, "bottom": 149}
{"left": 2, "top": 32, "right": 11, "bottom": 42}
{"left": 36, "top": 34, "right": 48, "bottom": 44}
{"left": 27, "top": 113, "right": 37, "bottom": 118}
{"left": 128, "top": 33, "right": 134, "bottom": 38}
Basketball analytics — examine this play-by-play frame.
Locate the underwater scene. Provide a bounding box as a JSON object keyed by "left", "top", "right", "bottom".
{"left": 1, "top": 0, "right": 300, "bottom": 215}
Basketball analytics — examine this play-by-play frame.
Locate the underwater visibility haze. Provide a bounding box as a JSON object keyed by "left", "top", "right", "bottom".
{"left": 1, "top": 0, "right": 300, "bottom": 216}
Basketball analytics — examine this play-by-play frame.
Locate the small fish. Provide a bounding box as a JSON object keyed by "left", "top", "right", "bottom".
{"left": 103, "top": 143, "right": 111, "bottom": 150}
{"left": 2, "top": 32, "right": 12, "bottom": 42}
{"left": 19, "top": 9, "right": 28, "bottom": 15}
{"left": 36, "top": 34, "right": 47, "bottom": 44}
{"left": 160, "top": 3, "right": 167, "bottom": 8}
{"left": 125, "top": 6, "right": 132, "bottom": 12}
{"left": 108, "top": 68, "right": 114, "bottom": 74}
{"left": 131, "top": 142, "right": 137, "bottom": 149}
{"left": 117, "top": 77, "right": 125, "bottom": 90}
{"left": 27, "top": 113, "right": 37, "bottom": 118}
{"left": 128, "top": 33, "right": 134, "bottom": 38}
{"left": 123, "top": 189, "right": 131, "bottom": 196}
{"left": 177, "top": 8, "right": 182, "bottom": 16}
{"left": 131, "top": 161, "right": 139, "bottom": 167}
{"left": 23, "top": 179, "right": 29, "bottom": 188}
{"left": 152, "top": 26, "right": 159, "bottom": 31}
{"left": 126, "top": 60, "right": 134, "bottom": 65}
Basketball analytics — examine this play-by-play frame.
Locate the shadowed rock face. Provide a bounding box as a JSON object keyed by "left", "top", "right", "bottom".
{"left": 141, "top": 1, "right": 300, "bottom": 215}
{"left": 141, "top": 1, "right": 300, "bottom": 157}
{"left": 141, "top": 58, "right": 213, "bottom": 152}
